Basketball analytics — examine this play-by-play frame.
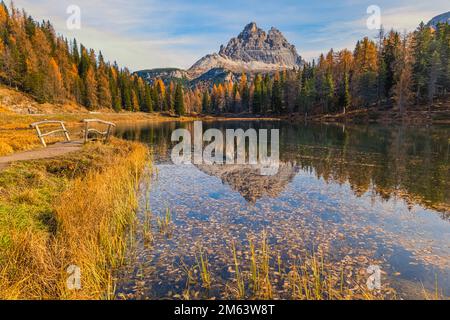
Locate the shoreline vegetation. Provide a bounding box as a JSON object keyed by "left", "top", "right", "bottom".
{"left": 0, "top": 138, "right": 148, "bottom": 299}
{"left": 0, "top": 3, "right": 448, "bottom": 131}
{"left": 2, "top": 116, "right": 447, "bottom": 300}
{"left": 0, "top": 2, "right": 448, "bottom": 300}
{"left": 1, "top": 81, "right": 448, "bottom": 157}
{"left": 1, "top": 99, "right": 449, "bottom": 301}
{"left": 0, "top": 81, "right": 449, "bottom": 297}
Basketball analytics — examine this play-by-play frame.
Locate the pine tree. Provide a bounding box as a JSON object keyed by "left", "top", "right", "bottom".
{"left": 201, "top": 90, "right": 210, "bottom": 113}
{"left": 239, "top": 73, "right": 249, "bottom": 112}
{"left": 218, "top": 83, "right": 226, "bottom": 112}
{"left": 339, "top": 72, "right": 351, "bottom": 114}
{"left": 174, "top": 84, "right": 185, "bottom": 115}
{"left": 234, "top": 90, "right": 242, "bottom": 112}
{"left": 143, "top": 85, "right": 153, "bottom": 112}
{"left": 412, "top": 23, "right": 433, "bottom": 102}
{"left": 0, "top": 6, "right": 160, "bottom": 113}
{"left": 84, "top": 67, "right": 98, "bottom": 109}
{"left": 375, "top": 26, "right": 386, "bottom": 105}
{"left": 97, "top": 72, "right": 112, "bottom": 108}
{"left": 271, "top": 71, "right": 283, "bottom": 113}
{"left": 262, "top": 74, "right": 271, "bottom": 113}
{"left": 155, "top": 79, "right": 166, "bottom": 111}
{"left": 47, "top": 57, "right": 64, "bottom": 102}
{"left": 441, "top": 24, "right": 450, "bottom": 92}
{"left": 392, "top": 34, "right": 414, "bottom": 116}
{"left": 427, "top": 50, "right": 441, "bottom": 105}
{"left": 353, "top": 37, "right": 379, "bottom": 107}
{"left": 284, "top": 70, "right": 299, "bottom": 113}
{"left": 252, "top": 74, "right": 262, "bottom": 113}
{"left": 1, "top": 2, "right": 450, "bottom": 119}
{"left": 382, "top": 31, "right": 401, "bottom": 99}
{"left": 166, "top": 81, "right": 175, "bottom": 112}
{"left": 131, "top": 89, "right": 139, "bottom": 111}
{"left": 72, "top": 39, "right": 80, "bottom": 65}
{"left": 151, "top": 85, "right": 160, "bottom": 111}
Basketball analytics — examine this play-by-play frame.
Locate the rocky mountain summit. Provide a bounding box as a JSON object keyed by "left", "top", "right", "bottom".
{"left": 138, "top": 22, "right": 303, "bottom": 84}
{"left": 219, "top": 22, "right": 302, "bottom": 66}
{"left": 427, "top": 11, "right": 450, "bottom": 29}
{"left": 188, "top": 22, "right": 303, "bottom": 78}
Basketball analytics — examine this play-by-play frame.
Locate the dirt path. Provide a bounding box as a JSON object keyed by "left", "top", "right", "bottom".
{"left": 0, "top": 141, "right": 83, "bottom": 171}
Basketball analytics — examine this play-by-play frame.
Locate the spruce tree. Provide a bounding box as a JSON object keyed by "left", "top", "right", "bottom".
{"left": 252, "top": 74, "right": 263, "bottom": 114}
{"left": 174, "top": 84, "right": 185, "bottom": 115}
{"left": 202, "top": 91, "right": 210, "bottom": 113}
{"left": 412, "top": 23, "right": 433, "bottom": 102}
{"left": 271, "top": 72, "right": 283, "bottom": 113}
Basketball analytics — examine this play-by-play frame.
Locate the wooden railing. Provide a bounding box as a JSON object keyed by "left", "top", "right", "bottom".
{"left": 30, "top": 120, "right": 71, "bottom": 147}
{"left": 82, "top": 119, "right": 116, "bottom": 143}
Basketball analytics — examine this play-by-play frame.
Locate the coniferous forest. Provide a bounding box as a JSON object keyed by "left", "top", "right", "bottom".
{"left": 0, "top": 2, "right": 449, "bottom": 117}
{"left": 0, "top": 1, "right": 450, "bottom": 302}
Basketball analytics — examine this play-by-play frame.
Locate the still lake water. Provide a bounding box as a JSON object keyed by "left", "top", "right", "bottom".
{"left": 114, "top": 121, "right": 449, "bottom": 299}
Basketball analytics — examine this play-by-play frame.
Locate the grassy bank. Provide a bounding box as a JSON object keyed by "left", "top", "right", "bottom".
{"left": 0, "top": 138, "right": 148, "bottom": 299}
{"left": 0, "top": 109, "right": 199, "bottom": 156}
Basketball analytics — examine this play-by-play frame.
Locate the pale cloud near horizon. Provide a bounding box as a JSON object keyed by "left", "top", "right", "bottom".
{"left": 10, "top": 0, "right": 450, "bottom": 71}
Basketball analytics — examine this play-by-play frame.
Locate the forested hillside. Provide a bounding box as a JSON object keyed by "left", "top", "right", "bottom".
{"left": 0, "top": 2, "right": 448, "bottom": 118}
{"left": 0, "top": 3, "right": 157, "bottom": 113}
{"left": 197, "top": 25, "right": 450, "bottom": 116}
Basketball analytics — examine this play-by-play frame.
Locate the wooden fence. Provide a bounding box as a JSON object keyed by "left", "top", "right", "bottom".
{"left": 82, "top": 119, "right": 116, "bottom": 143}
{"left": 30, "top": 120, "right": 71, "bottom": 147}
{"left": 30, "top": 119, "right": 116, "bottom": 147}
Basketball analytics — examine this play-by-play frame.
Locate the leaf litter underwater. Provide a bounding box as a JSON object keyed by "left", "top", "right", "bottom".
{"left": 114, "top": 163, "right": 449, "bottom": 300}
{"left": 113, "top": 121, "right": 450, "bottom": 300}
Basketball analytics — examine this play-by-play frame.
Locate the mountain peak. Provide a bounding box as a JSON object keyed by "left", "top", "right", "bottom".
{"left": 237, "top": 22, "right": 266, "bottom": 41}
{"left": 188, "top": 23, "right": 303, "bottom": 79}
{"left": 216, "top": 22, "right": 302, "bottom": 65}
{"left": 269, "top": 26, "right": 281, "bottom": 33}
{"left": 427, "top": 11, "right": 450, "bottom": 29}
{"left": 243, "top": 22, "right": 259, "bottom": 33}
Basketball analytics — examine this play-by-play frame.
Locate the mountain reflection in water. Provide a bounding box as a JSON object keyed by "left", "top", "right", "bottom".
{"left": 116, "top": 121, "right": 449, "bottom": 216}
{"left": 114, "top": 121, "right": 450, "bottom": 299}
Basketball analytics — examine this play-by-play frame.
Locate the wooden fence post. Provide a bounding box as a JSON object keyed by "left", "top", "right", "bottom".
{"left": 34, "top": 125, "right": 47, "bottom": 147}
{"left": 30, "top": 121, "right": 72, "bottom": 147}
{"left": 84, "top": 121, "right": 89, "bottom": 143}
{"left": 61, "top": 122, "right": 71, "bottom": 142}
{"left": 82, "top": 119, "right": 116, "bottom": 144}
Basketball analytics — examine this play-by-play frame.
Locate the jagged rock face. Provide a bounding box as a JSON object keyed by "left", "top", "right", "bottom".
{"left": 196, "top": 161, "right": 299, "bottom": 203}
{"left": 219, "top": 22, "right": 302, "bottom": 66}
{"left": 190, "top": 67, "right": 237, "bottom": 87}
{"left": 188, "top": 22, "right": 302, "bottom": 78}
{"left": 136, "top": 68, "right": 189, "bottom": 85}
{"left": 427, "top": 11, "right": 450, "bottom": 29}
{"left": 187, "top": 53, "right": 294, "bottom": 79}
{"left": 137, "top": 22, "right": 303, "bottom": 84}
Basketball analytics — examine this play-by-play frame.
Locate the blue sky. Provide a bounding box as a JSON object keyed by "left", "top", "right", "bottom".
{"left": 12, "top": 0, "right": 450, "bottom": 71}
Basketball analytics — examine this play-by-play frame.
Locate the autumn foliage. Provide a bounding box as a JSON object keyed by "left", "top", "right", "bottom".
{"left": 0, "top": 2, "right": 448, "bottom": 117}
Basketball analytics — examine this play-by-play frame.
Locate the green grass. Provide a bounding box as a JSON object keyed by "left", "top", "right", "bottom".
{"left": 196, "top": 249, "right": 212, "bottom": 289}
{"left": 156, "top": 208, "right": 172, "bottom": 236}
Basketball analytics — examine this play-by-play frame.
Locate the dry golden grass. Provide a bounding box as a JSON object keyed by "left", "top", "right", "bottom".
{"left": 0, "top": 111, "right": 199, "bottom": 156}
{"left": 0, "top": 138, "right": 148, "bottom": 299}
{"left": 0, "top": 85, "right": 87, "bottom": 115}
{"left": 0, "top": 129, "right": 45, "bottom": 156}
